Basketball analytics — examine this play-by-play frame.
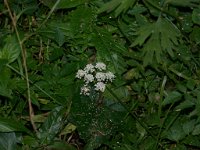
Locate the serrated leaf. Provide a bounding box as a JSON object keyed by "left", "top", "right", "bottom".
{"left": 0, "top": 36, "right": 20, "bottom": 64}
{"left": 0, "top": 117, "right": 30, "bottom": 133}
{"left": 165, "top": 0, "right": 200, "bottom": 7}
{"left": 131, "top": 17, "right": 180, "bottom": 65}
{"left": 0, "top": 132, "right": 17, "bottom": 150}
{"left": 162, "top": 91, "right": 182, "bottom": 106}
{"left": 98, "top": 0, "right": 136, "bottom": 17}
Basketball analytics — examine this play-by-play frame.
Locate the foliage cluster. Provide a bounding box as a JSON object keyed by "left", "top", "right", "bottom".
{"left": 0, "top": 0, "right": 200, "bottom": 149}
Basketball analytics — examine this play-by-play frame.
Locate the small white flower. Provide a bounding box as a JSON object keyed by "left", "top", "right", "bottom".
{"left": 95, "top": 62, "right": 106, "bottom": 71}
{"left": 76, "top": 69, "right": 86, "bottom": 79}
{"left": 84, "top": 64, "right": 95, "bottom": 73}
{"left": 105, "top": 71, "right": 115, "bottom": 82}
{"left": 95, "top": 72, "right": 106, "bottom": 82}
{"left": 80, "top": 85, "right": 90, "bottom": 95}
{"left": 94, "top": 82, "right": 106, "bottom": 92}
{"left": 84, "top": 74, "right": 94, "bottom": 84}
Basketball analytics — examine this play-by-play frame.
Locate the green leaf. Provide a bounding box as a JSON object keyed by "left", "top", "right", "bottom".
{"left": 190, "top": 26, "right": 200, "bottom": 43}
{"left": 69, "top": 6, "right": 94, "bottom": 35}
{"left": 70, "top": 92, "right": 126, "bottom": 146}
{"left": 165, "top": 119, "right": 186, "bottom": 142}
{"left": 38, "top": 106, "right": 65, "bottom": 144}
{"left": 192, "top": 124, "right": 200, "bottom": 135}
{"left": 182, "top": 135, "right": 200, "bottom": 147}
{"left": 54, "top": 27, "right": 65, "bottom": 46}
{"left": 192, "top": 8, "right": 200, "bottom": 25}
{"left": 131, "top": 17, "right": 180, "bottom": 66}
{"left": 0, "top": 36, "right": 20, "bottom": 64}
{"left": 98, "top": 0, "right": 136, "bottom": 17}
{"left": 165, "top": 0, "right": 200, "bottom": 7}
{"left": 0, "top": 117, "right": 30, "bottom": 133}
{"left": 0, "top": 65, "right": 12, "bottom": 98}
{"left": 0, "top": 132, "right": 17, "bottom": 150}
{"left": 92, "top": 27, "right": 127, "bottom": 74}
{"left": 162, "top": 91, "right": 182, "bottom": 106}
{"left": 183, "top": 119, "right": 196, "bottom": 135}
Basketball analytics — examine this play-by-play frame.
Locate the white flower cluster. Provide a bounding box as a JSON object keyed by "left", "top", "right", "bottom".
{"left": 76, "top": 62, "right": 115, "bottom": 96}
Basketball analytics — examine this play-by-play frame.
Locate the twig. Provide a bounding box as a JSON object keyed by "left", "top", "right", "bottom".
{"left": 4, "top": 0, "right": 38, "bottom": 133}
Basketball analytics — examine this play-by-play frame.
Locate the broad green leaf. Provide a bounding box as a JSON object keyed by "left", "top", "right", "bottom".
{"left": 0, "top": 132, "right": 17, "bottom": 150}
{"left": 98, "top": 0, "right": 136, "bottom": 17}
{"left": 38, "top": 106, "right": 65, "bottom": 144}
{"left": 0, "top": 117, "right": 30, "bottom": 133}
{"left": 0, "top": 36, "right": 20, "bottom": 64}
{"left": 162, "top": 91, "right": 182, "bottom": 106}
{"left": 165, "top": 120, "right": 186, "bottom": 142}
{"left": 165, "top": 0, "right": 200, "bottom": 7}
{"left": 54, "top": 27, "right": 65, "bottom": 46}
{"left": 131, "top": 17, "right": 180, "bottom": 66}
{"left": 183, "top": 119, "right": 196, "bottom": 135}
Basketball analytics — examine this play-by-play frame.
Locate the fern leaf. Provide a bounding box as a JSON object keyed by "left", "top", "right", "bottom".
{"left": 131, "top": 17, "right": 181, "bottom": 66}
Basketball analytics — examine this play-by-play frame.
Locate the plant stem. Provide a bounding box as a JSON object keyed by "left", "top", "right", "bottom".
{"left": 4, "top": 0, "right": 38, "bottom": 133}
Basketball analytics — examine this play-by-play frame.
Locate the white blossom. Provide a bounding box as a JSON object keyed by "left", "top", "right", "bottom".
{"left": 94, "top": 82, "right": 106, "bottom": 92}
{"left": 95, "top": 62, "right": 106, "bottom": 71}
{"left": 95, "top": 72, "right": 106, "bottom": 82}
{"left": 84, "top": 74, "right": 94, "bottom": 84}
{"left": 76, "top": 62, "right": 115, "bottom": 96}
{"left": 76, "top": 69, "right": 86, "bottom": 79}
{"left": 80, "top": 85, "right": 90, "bottom": 96}
{"left": 84, "top": 64, "right": 95, "bottom": 73}
{"left": 105, "top": 71, "right": 115, "bottom": 82}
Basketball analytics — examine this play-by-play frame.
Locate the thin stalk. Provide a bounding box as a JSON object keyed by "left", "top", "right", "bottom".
{"left": 4, "top": 0, "right": 37, "bottom": 133}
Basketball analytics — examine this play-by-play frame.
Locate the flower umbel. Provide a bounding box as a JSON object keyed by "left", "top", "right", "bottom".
{"left": 76, "top": 69, "right": 86, "bottom": 79}
{"left": 94, "top": 82, "right": 106, "bottom": 92}
{"left": 76, "top": 62, "right": 115, "bottom": 96}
